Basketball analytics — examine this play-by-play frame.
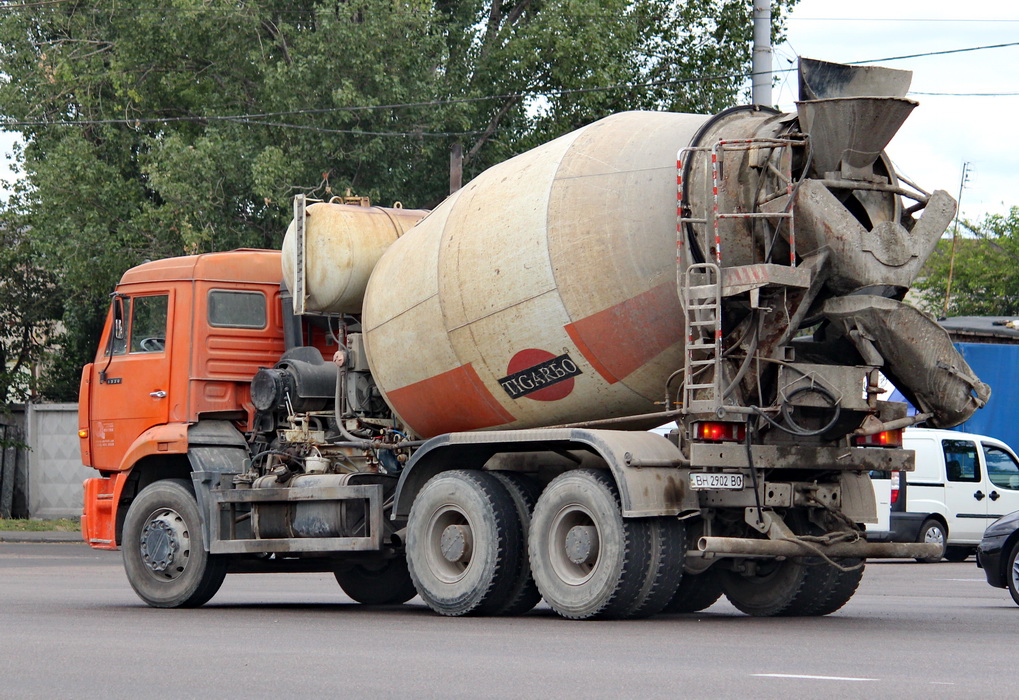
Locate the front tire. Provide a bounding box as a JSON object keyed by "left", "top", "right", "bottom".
{"left": 1006, "top": 540, "right": 1019, "bottom": 607}
{"left": 122, "top": 479, "right": 226, "bottom": 608}
{"left": 406, "top": 470, "right": 524, "bottom": 616}
{"left": 916, "top": 519, "right": 947, "bottom": 563}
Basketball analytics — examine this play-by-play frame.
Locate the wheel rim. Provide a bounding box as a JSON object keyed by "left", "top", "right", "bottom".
{"left": 547, "top": 504, "right": 601, "bottom": 586}
{"left": 424, "top": 505, "right": 475, "bottom": 583}
{"left": 139, "top": 507, "right": 191, "bottom": 581}
{"left": 1011, "top": 553, "right": 1019, "bottom": 592}
{"left": 924, "top": 526, "right": 945, "bottom": 548}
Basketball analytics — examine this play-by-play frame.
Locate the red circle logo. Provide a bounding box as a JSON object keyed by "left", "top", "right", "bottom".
{"left": 505, "top": 349, "right": 576, "bottom": 402}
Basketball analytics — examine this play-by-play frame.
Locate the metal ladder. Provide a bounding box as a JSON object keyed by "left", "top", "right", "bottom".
{"left": 681, "top": 262, "right": 723, "bottom": 415}
{"left": 675, "top": 136, "right": 805, "bottom": 415}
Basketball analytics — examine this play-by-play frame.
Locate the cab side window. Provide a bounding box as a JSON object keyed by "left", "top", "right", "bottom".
{"left": 129, "top": 295, "right": 169, "bottom": 353}
{"left": 984, "top": 444, "right": 1019, "bottom": 491}
{"left": 942, "top": 439, "right": 980, "bottom": 483}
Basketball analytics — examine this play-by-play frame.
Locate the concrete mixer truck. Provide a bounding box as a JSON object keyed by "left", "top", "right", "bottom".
{"left": 77, "top": 59, "right": 989, "bottom": 619}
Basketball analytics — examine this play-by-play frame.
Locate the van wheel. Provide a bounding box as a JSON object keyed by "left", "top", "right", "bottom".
{"left": 916, "top": 520, "right": 947, "bottom": 563}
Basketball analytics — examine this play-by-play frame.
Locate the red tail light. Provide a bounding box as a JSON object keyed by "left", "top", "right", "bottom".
{"left": 692, "top": 421, "right": 746, "bottom": 443}
{"left": 890, "top": 471, "right": 900, "bottom": 504}
{"left": 854, "top": 429, "right": 903, "bottom": 447}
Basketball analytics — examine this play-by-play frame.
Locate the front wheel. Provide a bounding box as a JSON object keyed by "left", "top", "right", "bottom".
{"left": 916, "top": 519, "right": 947, "bottom": 563}
{"left": 1006, "top": 540, "right": 1019, "bottom": 607}
{"left": 122, "top": 479, "right": 227, "bottom": 608}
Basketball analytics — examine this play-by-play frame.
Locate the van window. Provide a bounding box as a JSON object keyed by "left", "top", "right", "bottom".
{"left": 984, "top": 444, "right": 1019, "bottom": 491}
{"left": 942, "top": 439, "right": 980, "bottom": 483}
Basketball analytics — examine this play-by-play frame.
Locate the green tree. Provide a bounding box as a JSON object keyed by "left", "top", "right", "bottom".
{"left": 915, "top": 207, "right": 1019, "bottom": 317}
{"left": 0, "top": 0, "right": 796, "bottom": 400}
{"left": 0, "top": 207, "right": 61, "bottom": 404}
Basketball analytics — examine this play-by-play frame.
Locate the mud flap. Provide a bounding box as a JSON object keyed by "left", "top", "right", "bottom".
{"left": 822, "top": 295, "right": 990, "bottom": 428}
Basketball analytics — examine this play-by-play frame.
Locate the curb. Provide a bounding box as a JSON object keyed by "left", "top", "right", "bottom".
{"left": 0, "top": 531, "right": 84, "bottom": 544}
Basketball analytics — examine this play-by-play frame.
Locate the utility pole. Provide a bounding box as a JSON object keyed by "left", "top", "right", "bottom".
{"left": 752, "top": 0, "right": 772, "bottom": 106}
{"left": 450, "top": 142, "right": 463, "bottom": 194}
{"left": 942, "top": 161, "right": 971, "bottom": 318}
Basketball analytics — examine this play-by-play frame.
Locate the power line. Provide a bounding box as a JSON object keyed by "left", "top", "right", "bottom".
{"left": 3, "top": 42, "right": 1017, "bottom": 133}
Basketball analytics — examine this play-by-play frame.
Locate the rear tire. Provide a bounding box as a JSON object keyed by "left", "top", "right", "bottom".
{"left": 528, "top": 469, "right": 652, "bottom": 620}
{"left": 334, "top": 556, "right": 417, "bottom": 605}
{"left": 915, "top": 519, "right": 947, "bottom": 563}
{"left": 662, "top": 568, "right": 723, "bottom": 614}
{"left": 489, "top": 472, "right": 542, "bottom": 616}
{"left": 406, "top": 470, "right": 524, "bottom": 616}
{"left": 122, "top": 479, "right": 227, "bottom": 608}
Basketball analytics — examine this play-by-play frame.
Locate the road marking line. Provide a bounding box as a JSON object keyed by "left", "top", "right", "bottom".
{"left": 752, "top": 674, "right": 878, "bottom": 682}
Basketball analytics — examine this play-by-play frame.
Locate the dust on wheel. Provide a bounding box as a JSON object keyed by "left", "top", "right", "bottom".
{"left": 405, "top": 470, "right": 526, "bottom": 616}
{"left": 122, "top": 479, "right": 227, "bottom": 608}
{"left": 334, "top": 556, "right": 417, "bottom": 605}
{"left": 528, "top": 469, "right": 656, "bottom": 620}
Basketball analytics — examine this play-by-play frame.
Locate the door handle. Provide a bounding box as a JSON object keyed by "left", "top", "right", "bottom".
{"left": 990, "top": 491, "right": 1001, "bottom": 501}
{"left": 149, "top": 391, "right": 167, "bottom": 399}
{"left": 974, "top": 490, "right": 985, "bottom": 501}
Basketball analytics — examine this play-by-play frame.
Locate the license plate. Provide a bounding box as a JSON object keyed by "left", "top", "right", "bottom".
{"left": 690, "top": 472, "right": 745, "bottom": 490}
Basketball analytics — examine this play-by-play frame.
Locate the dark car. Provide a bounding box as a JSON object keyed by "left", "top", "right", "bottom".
{"left": 977, "top": 509, "right": 1019, "bottom": 605}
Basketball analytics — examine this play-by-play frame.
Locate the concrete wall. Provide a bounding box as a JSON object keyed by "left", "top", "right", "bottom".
{"left": 3, "top": 403, "right": 85, "bottom": 519}
{"left": 26, "top": 404, "right": 86, "bottom": 519}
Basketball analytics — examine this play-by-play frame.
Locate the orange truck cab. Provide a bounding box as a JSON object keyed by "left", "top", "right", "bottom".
{"left": 79, "top": 250, "right": 288, "bottom": 548}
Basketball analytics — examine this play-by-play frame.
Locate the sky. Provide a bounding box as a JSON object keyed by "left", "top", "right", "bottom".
{"left": 0, "top": 0, "right": 1016, "bottom": 224}
{"left": 771, "top": 0, "right": 1019, "bottom": 223}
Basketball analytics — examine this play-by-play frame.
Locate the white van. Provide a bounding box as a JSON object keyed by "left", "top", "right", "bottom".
{"left": 867, "top": 428, "right": 1019, "bottom": 562}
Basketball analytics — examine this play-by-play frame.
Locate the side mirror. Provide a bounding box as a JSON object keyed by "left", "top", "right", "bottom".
{"left": 113, "top": 295, "right": 125, "bottom": 341}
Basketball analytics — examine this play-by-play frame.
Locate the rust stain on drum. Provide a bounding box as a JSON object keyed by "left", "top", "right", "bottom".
{"left": 564, "top": 281, "right": 683, "bottom": 384}
{"left": 385, "top": 363, "right": 515, "bottom": 438}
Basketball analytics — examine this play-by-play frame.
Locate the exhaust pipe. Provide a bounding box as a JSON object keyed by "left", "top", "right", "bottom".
{"left": 698, "top": 535, "right": 942, "bottom": 560}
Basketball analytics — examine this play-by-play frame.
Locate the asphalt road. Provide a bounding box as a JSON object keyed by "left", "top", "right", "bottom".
{"left": 0, "top": 543, "right": 1012, "bottom": 699}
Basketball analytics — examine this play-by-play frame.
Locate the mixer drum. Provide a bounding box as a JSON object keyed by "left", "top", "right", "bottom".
{"left": 362, "top": 111, "right": 712, "bottom": 438}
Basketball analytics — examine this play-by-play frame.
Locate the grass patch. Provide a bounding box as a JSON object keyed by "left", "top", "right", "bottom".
{"left": 0, "top": 517, "right": 81, "bottom": 532}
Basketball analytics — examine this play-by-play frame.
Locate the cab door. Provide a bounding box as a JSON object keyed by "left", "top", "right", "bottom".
{"left": 89, "top": 291, "right": 174, "bottom": 471}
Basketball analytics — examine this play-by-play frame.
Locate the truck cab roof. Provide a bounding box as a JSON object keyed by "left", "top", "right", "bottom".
{"left": 118, "top": 249, "right": 282, "bottom": 287}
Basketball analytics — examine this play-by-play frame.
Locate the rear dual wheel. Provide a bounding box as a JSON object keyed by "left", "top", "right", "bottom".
{"left": 406, "top": 470, "right": 532, "bottom": 616}
{"left": 527, "top": 469, "right": 685, "bottom": 620}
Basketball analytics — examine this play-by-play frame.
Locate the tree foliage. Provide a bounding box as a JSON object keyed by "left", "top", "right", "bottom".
{"left": 915, "top": 207, "right": 1019, "bottom": 318}
{"left": 0, "top": 0, "right": 797, "bottom": 400}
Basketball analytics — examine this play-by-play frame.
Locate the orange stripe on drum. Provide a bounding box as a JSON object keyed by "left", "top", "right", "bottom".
{"left": 564, "top": 282, "right": 683, "bottom": 384}
{"left": 386, "top": 363, "right": 515, "bottom": 438}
